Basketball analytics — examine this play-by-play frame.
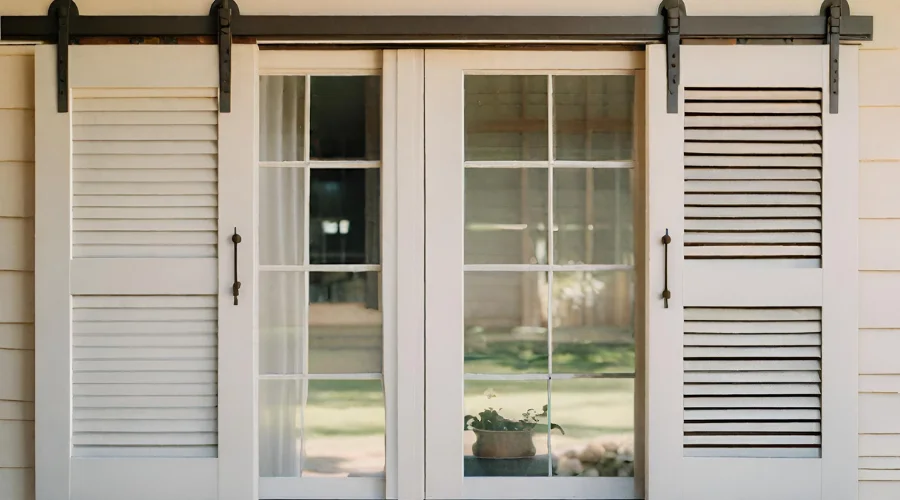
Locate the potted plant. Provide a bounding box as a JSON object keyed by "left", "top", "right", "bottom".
{"left": 464, "top": 398, "right": 564, "bottom": 459}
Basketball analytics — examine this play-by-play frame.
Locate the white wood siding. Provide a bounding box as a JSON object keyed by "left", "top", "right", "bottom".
{"left": 858, "top": 1, "right": 900, "bottom": 497}
{"left": 0, "top": 46, "right": 35, "bottom": 500}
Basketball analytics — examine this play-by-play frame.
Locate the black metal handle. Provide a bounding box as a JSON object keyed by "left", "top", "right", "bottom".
{"left": 662, "top": 229, "right": 672, "bottom": 308}
{"left": 232, "top": 228, "right": 241, "bottom": 305}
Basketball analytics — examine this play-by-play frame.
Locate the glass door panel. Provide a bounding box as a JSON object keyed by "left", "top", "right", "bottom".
{"left": 257, "top": 53, "right": 389, "bottom": 500}
{"left": 425, "top": 51, "right": 643, "bottom": 500}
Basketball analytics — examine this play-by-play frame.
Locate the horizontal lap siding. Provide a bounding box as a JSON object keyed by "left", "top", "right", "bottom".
{"left": 0, "top": 49, "right": 35, "bottom": 500}
{"left": 858, "top": 2, "right": 900, "bottom": 494}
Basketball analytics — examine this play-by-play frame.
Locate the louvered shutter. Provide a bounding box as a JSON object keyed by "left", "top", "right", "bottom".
{"left": 646, "top": 45, "right": 858, "bottom": 500}
{"left": 34, "top": 45, "right": 257, "bottom": 500}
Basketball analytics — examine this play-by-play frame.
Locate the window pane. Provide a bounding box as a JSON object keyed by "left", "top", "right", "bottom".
{"left": 309, "top": 169, "right": 380, "bottom": 265}
{"left": 552, "top": 271, "right": 634, "bottom": 374}
{"left": 553, "top": 75, "right": 634, "bottom": 161}
{"left": 259, "top": 379, "right": 303, "bottom": 477}
{"left": 304, "top": 380, "right": 385, "bottom": 477}
{"left": 554, "top": 168, "right": 633, "bottom": 265}
{"left": 465, "top": 75, "right": 548, "bottom": 161}
{"left": 310, "top": 76, "right": 381, "bottom": 160}
{"left": 260, "top": 76, "right": 305, "bottom": 162}
{"left": 465, "top": 168, "right": 548, "bottom": 265}
{"left": 259, "top": 380, "right": 386, "bottom": 478}
{"left": 550, "top": 379, "right": 635, "bottom": 477}
{"left": 309, "top": 272, "right": 382, "bottom": 374}
{"left": 259, "top": 271, "right": 305, "bottom": 375}
{"left": 465, "top": 272, "right": 548, "bottom": 374}
{"left": 464, "top": 380, "right": 551, "bottom": 477}
{"left": 260, "top": 167, "right": 305, "bottom": 266}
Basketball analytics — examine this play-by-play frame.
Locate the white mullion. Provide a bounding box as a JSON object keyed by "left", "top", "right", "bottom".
{"left": 261, "top": 161, "right": 383, "bottom": 169}
{"left": 260, "top": 373, "right": 384, "bottom": 381}
{"left": 463, "top": 372, "right": 635, "bottom": 381}
{"left": 261, "top": 264, "right": 382, "bottom": 273}
{"left": 463, "top": 263, "right": 633, "bottom": 272}
{"left": 546, "top": 74, "right": 555, "bottom": 474}
{"left": 465, "top": 161, "right": 550, "bottom": 169}
{"left": 304, "top": 74, "right": 312, "bottom": 163}
{"left": 311, "top": 161, "right": 381, "bottom": 169}
{"left": 299, "top": 74, "right": 312, "bottom": 477}
{"left": 463, "top": 160, "right": 632, "bottom": 169}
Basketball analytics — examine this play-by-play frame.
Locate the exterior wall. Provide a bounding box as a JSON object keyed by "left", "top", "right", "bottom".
{"left": 0, "top": 46, "right": 35, "bottom": 500}
{"left": 0, "top": 1, "right": 897, "bottom": 500}
{"left": 856, "top": 2, "right": 900, "bottom": 499}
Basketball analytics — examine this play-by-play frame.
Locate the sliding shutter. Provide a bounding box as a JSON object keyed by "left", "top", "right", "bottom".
{"left": 646, "top": 45, "right": 858, "bottom": 500}
{"left": 34, "top": 45, "right": 253, "bottom": 500}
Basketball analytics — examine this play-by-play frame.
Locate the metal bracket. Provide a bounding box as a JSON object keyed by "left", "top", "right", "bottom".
{"left": 660, "top": 0, "right": 685, "bottom": 114}
{"left": 49, "top": 0, "right": 77, "bottom": 113}
{"left": 211, "top": 0, "right": 239, "bottom": 113}
{"left": 822, "top": 0, "right": 848, "bottom": 113}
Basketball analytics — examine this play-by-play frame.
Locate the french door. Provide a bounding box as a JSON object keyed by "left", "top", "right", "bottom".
{"left": 250, "top": 48, "right": 645, "bottom": 500}
{"left": 424, "top": 50, "right": 646, "bottom": 500}
{"left": 254, "top": 49, "right": 425, "bottom": 500}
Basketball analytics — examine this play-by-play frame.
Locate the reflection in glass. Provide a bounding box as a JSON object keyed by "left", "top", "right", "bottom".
{"left": 258, "top": 380, "right": 386, "bottom": 478}
{"left": 260, "top": 76, "right": 305, "bottom": 162}
{"left": 553, "top": 75, "right": 634, "bottom": 161}
{"left": 465, "top": 75, "right": 548, "bottom": 161}
{"left": 465, "top": 168, "right": 548, "bottom": 265}
{"left": 464, "top": 380, "right": 551, "bottom": 477}
{"left": 552, "top": 271, "right": 634, "bottom": 374}
{"left": 554, "top": 168, "right": 633, "bottom": 265}
{"left": 310, "top": 76, "right": 381, "bottom": 160}
{"left": 309, "top": 169, "right": 380, "bottom": 265}
{"left": 259, "top": 379, "right": 303, "bottom": 477}
{"left": 550, "top": 379, "right": 635, "bottom": 477}
{"left": 259, "top": 272, "right": 305, "bottom": 375}
{"left": 309, "top": 272, "right": 382, "bottom": 374}
{"left": 465, "top": 272, "right": 548, "bottom": 374}
{"left": 260, "top": 167, "right": 305, "bottom": 266}
{"left": 304, "top": 380, "right": 385, "bottom": 477}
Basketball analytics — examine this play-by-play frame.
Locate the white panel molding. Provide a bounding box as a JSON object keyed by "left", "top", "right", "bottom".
{"left": 69, "top": 45, "right": 217, "bottom": 88}
{"left": 683, "top": 458, "right": 821, "bottom": 500}
{"left": 820, "top": 45, "right": 859, "bottom": 500}
{"left": 217, "top": 44, "right": 258, "bottom": 500}
{"left": 71, "top": 459, "right": 216, "bottom": 500}
{"left": 424, "top": 49, "right": 465, "bottom": 500}
{"left": 34, "top": 44, "right": 73, "bottom": 500}
{"left": 645, "top": 43, "right": 685, "bottom": 500}
{"left": 386, "top": 48, "right": 426, "bottom": 500}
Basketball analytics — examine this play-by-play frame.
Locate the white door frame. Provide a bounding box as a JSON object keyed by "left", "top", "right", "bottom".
{"left": 424, "top": 49, "right": 645, "bottom": 500}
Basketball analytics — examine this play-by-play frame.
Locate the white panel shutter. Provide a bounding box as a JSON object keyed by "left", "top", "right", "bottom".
{"left": 36, "top": 45, "right": 226, "bottom": 500}
{"left": 646, "top": 45, "right": 858, "bottom": 500}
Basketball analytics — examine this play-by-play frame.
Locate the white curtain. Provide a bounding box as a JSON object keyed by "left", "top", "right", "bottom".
{"left": 259, "top": 76, "right": 307, "bottom": 477}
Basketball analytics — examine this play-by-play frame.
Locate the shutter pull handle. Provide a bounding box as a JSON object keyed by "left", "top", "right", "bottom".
{"left": 662, "top": 229, "right": 672, "bottom": 309}
{"left": 232, "top": 228, "right": 242, "bottom": 305}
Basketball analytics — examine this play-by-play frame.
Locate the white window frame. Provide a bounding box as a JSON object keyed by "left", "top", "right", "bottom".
{"left": 423, "top": 49, "right": 646, "bottom": 500}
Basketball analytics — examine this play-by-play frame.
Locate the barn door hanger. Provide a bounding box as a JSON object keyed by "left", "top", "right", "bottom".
{"left": 659, "top": 0, "right": 851, "bottom": 114}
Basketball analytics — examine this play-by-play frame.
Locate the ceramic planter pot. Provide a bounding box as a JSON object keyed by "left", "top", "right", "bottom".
{"left": 471, "top": 429, "right": 536, "bottom": 458}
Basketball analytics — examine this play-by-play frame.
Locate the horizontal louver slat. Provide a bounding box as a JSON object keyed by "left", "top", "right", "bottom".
{"left": 73, "top": 88, "right": 217, "bottom": 260}
{"left": 684, "top": 88, "right": 823, "bottom": 266}
{"left": 72, "top": 295, "right": 218, "bottom": 457}
{"left": 683, "top": 307, "right": 822, "bottom": 459}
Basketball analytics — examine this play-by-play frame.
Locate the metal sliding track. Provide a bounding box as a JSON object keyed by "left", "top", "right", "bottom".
{"left": 0, "top": 0, "right": 873, "bottom": 113}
